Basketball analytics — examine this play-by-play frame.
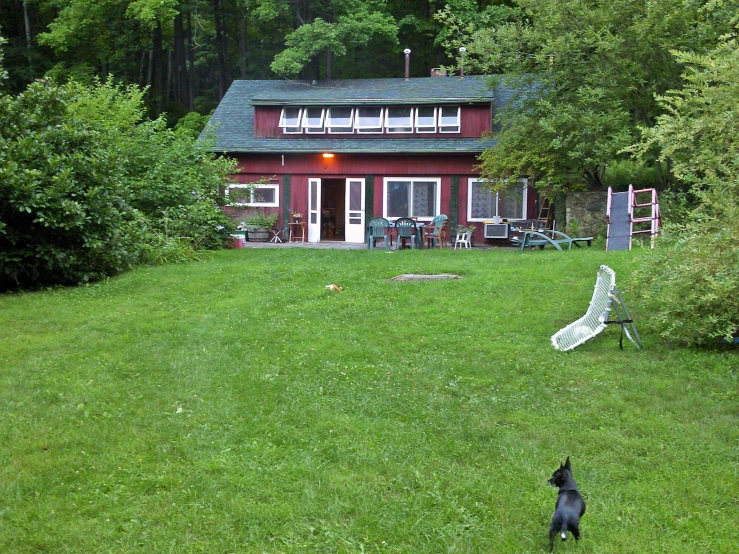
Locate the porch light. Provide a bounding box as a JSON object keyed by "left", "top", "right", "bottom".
{"left": 322, "top": 153, "right": 335, "bottom": 158}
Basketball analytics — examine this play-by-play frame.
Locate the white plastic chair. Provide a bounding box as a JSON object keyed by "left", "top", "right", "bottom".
{"left": 454, "top": 230, "right": 471, "bottom": 250}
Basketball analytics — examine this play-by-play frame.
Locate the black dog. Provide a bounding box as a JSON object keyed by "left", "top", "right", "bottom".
{"left": 548, "top": 457, "right": 586, "bottom": 552}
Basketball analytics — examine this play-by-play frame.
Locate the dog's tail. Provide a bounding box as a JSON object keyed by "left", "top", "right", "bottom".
{"left": 559, "top": 519, "right": 568, "bottom": 542}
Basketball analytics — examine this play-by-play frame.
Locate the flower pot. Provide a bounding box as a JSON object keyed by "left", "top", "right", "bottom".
{"left": 248, "top": 227, "right": 270, "bottom": 242}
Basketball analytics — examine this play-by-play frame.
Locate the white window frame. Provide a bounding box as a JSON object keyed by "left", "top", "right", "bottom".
{"left": 279, "top": 107, "right": 303, "bottom": 134}
{"left": 385, "top": 106, "right": 414, "bottom": 134}
{"left": 466, "top": 178, "right": 527, "bottom": 222}
{"left": 226, "top": 183, "right": 280, "bottom": 208}
{"left": 382, "top": 177, "right": 441, "bottom": 221}
{"left": 326, "top": 107, "right": 355, "bottom": 134}
{"left": 415, "top": 106, "right": 437, "bottom": 133}
{"left": 355, "top": 107, "right": 385, "bottom": 134}
{"left": 438, "top": 106, "right": 461, "bottom": 133}
{"left": 302, "top": 107, "right": 326, "bottom": 134}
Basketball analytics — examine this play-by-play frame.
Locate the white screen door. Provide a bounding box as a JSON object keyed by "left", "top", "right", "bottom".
{"left": 308, "top": 178, "right": 321, "bottom": 242}
{"left": 345, "top": 178, "right": 366, "bottom": 243}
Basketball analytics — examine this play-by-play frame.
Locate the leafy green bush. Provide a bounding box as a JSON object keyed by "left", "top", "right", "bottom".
{"left": 628, "top": 41, "right": 739, "bottom": 345}
{"left": 0, "top": 80, "right": 142, "bottom": 289}
{"left": 628, "top": 190, "right": 739, "bottom": 346}
{"left": 0, "top": 78, "right": 235, "bottom": 291}
{"left": 603, "top": 160, "right": 661, "bottom": 191}
{"left": 242, "top": 211, "right": 278, "bottom": 230}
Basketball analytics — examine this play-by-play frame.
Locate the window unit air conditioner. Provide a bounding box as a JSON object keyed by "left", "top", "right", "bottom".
{"left": 484, "top": 223, "right": 509, "bottom": 239}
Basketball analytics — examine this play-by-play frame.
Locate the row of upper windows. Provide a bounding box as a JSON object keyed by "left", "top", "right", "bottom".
{"left": 277, "top": 106, "right": 461, "bottom": 135}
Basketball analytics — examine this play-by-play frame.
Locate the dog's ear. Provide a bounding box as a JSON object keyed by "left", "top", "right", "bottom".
{"left": 564, "top": 457, "right": 572, "bottom": 472}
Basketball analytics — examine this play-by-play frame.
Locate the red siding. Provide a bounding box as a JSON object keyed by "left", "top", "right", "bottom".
{"left": 253, "top": 104, "right": 491, "bottom": 139}
{"left": 227, "top": 152, "right": 535, "bottom": 236}
{"left": 254, "top": 107, "right": 282, "bottom": 138}
{"left": 233, "top": 153, "right": 478, "bottom": 176}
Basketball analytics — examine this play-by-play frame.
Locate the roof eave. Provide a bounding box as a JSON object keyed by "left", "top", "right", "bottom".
{"left": 250, "top": 98, "right": 493, "bottom": 106}
{"left": 211, "top": 146, "right": 492, "bottom": 154}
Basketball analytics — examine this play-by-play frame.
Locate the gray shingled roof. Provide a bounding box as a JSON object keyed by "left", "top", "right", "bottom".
{"left": 205, "top": 76, "right": 512, "bottom": 154}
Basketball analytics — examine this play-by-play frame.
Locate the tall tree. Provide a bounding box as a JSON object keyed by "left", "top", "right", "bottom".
{"left": 440, "top": 0, "right": 738, "bottom": 191}
{"left": 268, "top": 1, "right": 399, "bottom": 79}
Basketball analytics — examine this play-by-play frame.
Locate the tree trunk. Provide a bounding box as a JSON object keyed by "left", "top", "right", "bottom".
{"left": 326, "top": 49, "right": 333, "bottom": 80}
{"left": 213, "top": 0, "right": 228, "bottom": 99}
{"left": 146, "top": 49, "right": 153, "bottom": 92}
{"left": 166, "top": 50, "right": 172, "bottom": 103}
{"left": 152, "top": 23, "right": 164, "bottom": 115}
{"left": 22, "top": 0, "right": 33, "bottom": 67}
{"left": 186, "top": 4, "right": 195, "bottom": 111}
{"left": 239, "top": 4, "right": 248, "bottom": 79}
{"left": 174, "top": 11, "right": 190, "bottom": 107}
{"left": 139, "top": 50, "right": 146, "bottom": 86}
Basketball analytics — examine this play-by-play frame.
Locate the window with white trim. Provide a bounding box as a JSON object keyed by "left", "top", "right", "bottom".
{"left": 385, "top": 106, "right": 413, "bottom": 133}
{"left": 355, "top": 107, "right": 384, "bottom": 133}
{"left": 415, "top": 106, "right": 437, "bottom": 133}
{"left": 279, "top": 107, "right": 303, "bottom": 134}
{"left": 326, "top": 107, "right": 354, "bottom": 133}
{"left": 439, "top": 106, "right": 461, "bottom": 133}
{"left": 302, "top": 107, "right": 325, "bottom": 134}
{"left": 278, "top": 104, "right": 463, "bottom": 134}
{"left": 383, "top": 177, "right": 441, "bottom": 220}
{"left": 226, "top": 183, "right": 280, "bottom": 207}
{"left": 467, "top": 178, "right": 527, "bottom": 221}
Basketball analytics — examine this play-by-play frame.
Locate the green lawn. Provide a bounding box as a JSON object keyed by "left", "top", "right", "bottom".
{"left": 1, "top": 247, "right": 737, "bottom": 553}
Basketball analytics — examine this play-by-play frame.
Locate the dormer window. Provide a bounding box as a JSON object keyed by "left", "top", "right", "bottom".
{"left": 415, "top": 107, "right": 437, "bottom": 133}
{"left": 326, "top": 107, "right": 354, "bottom": 134}
{"left": 385, "top": 107, "right": 413, "bottom": 133}
{"left": 355, "top": 107, "right": 384, "bottom": 133}
{"left": 279, "top": 107, "right": 303, "bottom": 134}
{"left": 302, "top": 107, "right": 326, "bottom": 133}
{"left": 277, "top": 104, "right": 462, "bottom": 134}
{"left": 439, "top": 106, "right": 461, "bottom": 133}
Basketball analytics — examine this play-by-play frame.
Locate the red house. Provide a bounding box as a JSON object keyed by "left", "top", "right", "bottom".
{"left": 206, "top": 75, "right": 536, "bottom": 244}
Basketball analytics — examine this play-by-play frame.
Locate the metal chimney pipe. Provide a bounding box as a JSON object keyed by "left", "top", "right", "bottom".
{"left": 404, "top": 48, "right": 411, "bottom": 80}
{"left": 459, "top": 47, "right": 467, "bottom": 78}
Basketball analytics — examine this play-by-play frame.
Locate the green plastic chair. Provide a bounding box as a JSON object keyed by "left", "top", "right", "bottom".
{"left": 423, "top": 214, "right": 448, "bottom": 248}
{"left": 367, "top": 217, "right": 390, "bottom": 250}
{"left": 394, "top": 217, "right": 418, "bottom": 249}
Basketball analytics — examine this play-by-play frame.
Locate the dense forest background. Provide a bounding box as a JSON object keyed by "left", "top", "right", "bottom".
{"left": 0, "top": 0, "right": 486, "bottom": 121}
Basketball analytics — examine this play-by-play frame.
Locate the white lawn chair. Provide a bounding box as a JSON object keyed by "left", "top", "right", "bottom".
{"left": 454, "top": 230, "right": 471, "bottom": 250}
{"left": 551, "top": 265, "right": 642, "bottom": 351}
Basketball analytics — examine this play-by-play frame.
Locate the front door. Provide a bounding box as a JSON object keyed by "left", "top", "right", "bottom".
{"left": 345, "top": 178, "right": 365, "bottom": 243}
{"left": 308, "top": 178, "right": 321, "bottom": 242}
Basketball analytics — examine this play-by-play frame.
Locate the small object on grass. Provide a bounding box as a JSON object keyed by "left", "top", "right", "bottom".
{"left": 325, "top": 284, "right": 343, "bottom": 291}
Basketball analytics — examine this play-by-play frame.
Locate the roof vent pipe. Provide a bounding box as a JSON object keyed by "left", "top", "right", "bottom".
{"left": 459, "top": 47, "right": 466, "bottom": 78}
{"left": 404, "top": 48, "right": 411, "bottom": 81}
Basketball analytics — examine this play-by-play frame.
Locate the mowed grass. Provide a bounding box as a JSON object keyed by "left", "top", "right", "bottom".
{"left": 1, "top": 246, "right": 737, "bottom": 553}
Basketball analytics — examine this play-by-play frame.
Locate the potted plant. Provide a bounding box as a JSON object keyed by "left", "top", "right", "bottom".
{"left": 291, "top": 211, "right": 303, "bottom": 222}
{"left": 241, "top": 210, "right": 278, "bottom": 242}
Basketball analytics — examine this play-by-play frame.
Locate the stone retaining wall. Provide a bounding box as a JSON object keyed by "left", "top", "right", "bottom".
{"left": 565, "top": 191, "right": 608, "bottom": 238}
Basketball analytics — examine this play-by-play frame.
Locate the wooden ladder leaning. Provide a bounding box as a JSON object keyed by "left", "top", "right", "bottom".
{"left": 537, "top": 197, "right": 554, "bottom": 230}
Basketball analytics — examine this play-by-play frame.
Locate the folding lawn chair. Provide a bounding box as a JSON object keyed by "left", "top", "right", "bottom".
{"left": 551, "top": 265, "right": 641, "bottom": 351}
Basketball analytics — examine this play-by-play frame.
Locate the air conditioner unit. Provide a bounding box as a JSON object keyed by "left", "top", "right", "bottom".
{"left": 484, "top": 223, "right": 509, "bottom": 239}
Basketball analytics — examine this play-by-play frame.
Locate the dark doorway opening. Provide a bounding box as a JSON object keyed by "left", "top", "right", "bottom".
{"left": 321, "top": 179, "right": 345, "bottom": 241}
